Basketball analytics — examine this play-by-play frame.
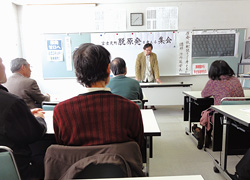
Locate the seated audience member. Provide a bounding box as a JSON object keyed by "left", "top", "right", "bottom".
{"left": 53, "top": 43, "right": 144, "bottom": 150}
{"left": 4, "top": 58, "right": 50, "bottom": 109}
{"left": 107, "top": 57, "right": 143, "bottom": 100}
{"left": 198, "top": 60, "right": 244, "bottom": 149}
{"left": 0, "top": 57, "right": 47, "bottom": 179}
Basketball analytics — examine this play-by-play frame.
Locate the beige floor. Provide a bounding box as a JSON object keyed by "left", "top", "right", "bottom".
{"left": 148, "top": 105, "right": 242, "bottom": 180}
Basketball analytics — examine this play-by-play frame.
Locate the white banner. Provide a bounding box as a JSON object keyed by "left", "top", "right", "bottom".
{"left": 91, "top": 31, "right": 176, "bottom": 49}
{"left": 177, "top": 31, "right": 192, "bottom": 74}
{"left": 65, "top": 36, "right": 72, "bottom": 71}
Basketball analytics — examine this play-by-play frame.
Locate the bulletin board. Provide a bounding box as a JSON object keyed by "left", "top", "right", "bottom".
{"left": 42, "top": 33, "right": 91, "bottom": 79}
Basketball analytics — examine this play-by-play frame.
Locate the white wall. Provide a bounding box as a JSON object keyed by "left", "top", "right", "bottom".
{"left": 0, "top": 2, "right": 21, "bottom": 77}
{"left": 15, "top": 0, "right": 250, "bottom": 96}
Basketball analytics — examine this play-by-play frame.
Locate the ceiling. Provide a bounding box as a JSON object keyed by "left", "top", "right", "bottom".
{"left": 11, "top": 0, "right": 244, "bottom": 5}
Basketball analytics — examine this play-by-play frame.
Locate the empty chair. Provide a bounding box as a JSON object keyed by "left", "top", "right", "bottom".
{"left": 44, "top": 141, "right": 145, "bottom": 180}
{"left": 0, "top": 146, "right": 21, "bottom": 180}
{"left": 242, "top": 79, "right": 250, "bottom": 89}
{"left": 131, "top": 99, "right": 143, "bottom": 109}
{"left": 220, "top": 97, "right": 250, "bottom": 105}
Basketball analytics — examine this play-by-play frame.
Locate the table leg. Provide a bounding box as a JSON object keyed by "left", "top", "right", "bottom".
{"left": 145, "top": 136, "right": 150, "bottom": 176}
{"left": 221, "top": 116, "right": 230, "bottom": 171}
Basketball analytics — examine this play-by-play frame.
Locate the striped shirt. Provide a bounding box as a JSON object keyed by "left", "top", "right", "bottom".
{"left": 53, "top": 91, "right": 144, "bottom": 148}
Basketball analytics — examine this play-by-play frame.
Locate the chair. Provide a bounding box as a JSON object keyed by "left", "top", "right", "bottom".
{"left": 42, "top": 102, "right": 57, "bottom": 111}
{"left": 44, "top": 141, "right": 145, "bottom": 180}
{"left": 131, "top": 99, "right": 143, "bottom": 109}
{"left": 242, "top": 79, "right": 250, "bottom": 89}
{"left": 0, "top": 146, "right": 21, "bottom": 180}
{"left": 220, "top": 97, "right": 250, "bottom": 105}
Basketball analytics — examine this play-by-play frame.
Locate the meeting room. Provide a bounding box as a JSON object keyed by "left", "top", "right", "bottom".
{"left": 1, "top": 0, "right": 250, "bottom": 180}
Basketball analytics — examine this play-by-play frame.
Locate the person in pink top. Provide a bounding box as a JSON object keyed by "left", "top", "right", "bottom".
{"left": 198, "top": 60, "right": 244, "bottom": 149}
{"left": 201, "top": 60, "right": 244, "bottom": 105}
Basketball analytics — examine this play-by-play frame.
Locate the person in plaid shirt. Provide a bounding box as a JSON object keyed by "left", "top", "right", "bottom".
{"left": 53, "top": 43, "right": 144, "bottom": 150}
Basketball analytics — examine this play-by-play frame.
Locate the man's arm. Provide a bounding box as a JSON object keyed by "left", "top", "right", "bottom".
{"left": 5, "top": 98, "right": 47, "bottom": 145}
{"left": 153, "top": 54, "right": 162, "bottom": 83}
{"left": 130, "top": 105, "right": 144, "bottom": 149}
{"left": 135, "top": 54, "right": 142, "bottom": 81}
{"left": 29, "top": 79, "right": 50, "bottom": 103}
{"left": 137, "top": 82, "right": 143, "bottom": 100}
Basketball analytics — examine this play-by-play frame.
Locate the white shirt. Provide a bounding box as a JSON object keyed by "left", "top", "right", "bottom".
{"left": 143, "top": 55, "right": 154, "bottom": 82}
{"left": 82, "top": 87, "right": 111, "bottom": 94}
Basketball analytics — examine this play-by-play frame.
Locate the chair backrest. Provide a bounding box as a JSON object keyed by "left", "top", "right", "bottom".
{"left": 0, "top": 146, "right": 21, "bottom": 180}
{"left": 242, "top": 79, "right": 250, "bottom": 89}
{"left": 220, "top": 97, "right": 250, "bottom": 105}
{"left": 42, "top": 105, "right": 56, "bottom": 111}
{"left": 42, "top": 102, "right": 57, "bottom": 111}
{"left": 131, "top": 99, "right": 143, "bottom": 109}
{"left": 62, "top": 154, "right": 129, "bottom": 180}
{"left": 44, "top": 141, "right": 144, "bottom": 180}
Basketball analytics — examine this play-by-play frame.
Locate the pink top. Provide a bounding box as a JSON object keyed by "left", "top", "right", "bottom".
{"left": 201, "top": 75, "right": 244, "bottom": 105}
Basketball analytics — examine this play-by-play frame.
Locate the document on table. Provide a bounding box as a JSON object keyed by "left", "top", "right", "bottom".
{"left": 240, "top": 108, "right": 250, "bottom": 113}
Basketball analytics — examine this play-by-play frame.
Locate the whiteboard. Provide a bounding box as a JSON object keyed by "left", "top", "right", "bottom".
{"left": 91, "top": 32, "right": 178, "bottom": 76}
{"left": 102, "top": 46, "right": 177, "bottom": 76}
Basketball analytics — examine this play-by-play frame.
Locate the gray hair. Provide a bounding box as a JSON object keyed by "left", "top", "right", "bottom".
{"left": 10, "top": 58, "right": 29, "bottom": 73}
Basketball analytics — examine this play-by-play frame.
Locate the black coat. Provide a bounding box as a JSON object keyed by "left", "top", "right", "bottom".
{"left": 0, "top": 85, "right": 47, "bottom": 174}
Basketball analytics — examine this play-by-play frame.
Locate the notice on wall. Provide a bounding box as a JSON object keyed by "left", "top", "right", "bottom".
{"left": 177, "top": 31, "right": 192, "bottom": 74}
{"left": 91, "top": 31, "right": 176, "bottom": 49}
{"left": 146, "top": 7, "right": 178, "bottom": 30}
{"left": 94, "top": 9, "right": 126, "bottom": 31}
{"left": 65, "top": 36, "right": 72, "bottom": 71}
{"left": 47, "top": 39, "right": 63, "bottom": 62}
{"left": 192, "top": 63, "right": 208, "bottom": 75}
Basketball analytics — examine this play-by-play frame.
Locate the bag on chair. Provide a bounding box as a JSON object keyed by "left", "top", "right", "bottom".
{"left": 200, "top": 108, "right": 214, "bottom": 131}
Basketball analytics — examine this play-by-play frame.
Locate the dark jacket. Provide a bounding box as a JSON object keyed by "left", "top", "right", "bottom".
{"left": 0, "top": 85, "right": 47, "bottom": 175}
{"left": 44, "top": 141, "right": 145, "bottom": 180}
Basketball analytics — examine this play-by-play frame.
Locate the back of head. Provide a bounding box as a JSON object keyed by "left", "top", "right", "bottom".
{"left": 73, "top": 43, "right": 110, "bottom": 87}
{"left": 110, "top": 57, "right": 126, "bottom": 76}
{"left": 10, "top": 58, "right": 28, "bottom": 73}
{"left": 143, "top": 43, "right": 153, "bottom": 50}
{"left": 208, "top": 60, "right": 235, "bottom": 80}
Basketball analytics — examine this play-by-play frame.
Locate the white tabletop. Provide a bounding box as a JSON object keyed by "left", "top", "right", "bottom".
{"left": 244, "top": 89, "right": 250, "bottom": 97}
{"left": 44, "top": 109, "right": 161, "bottom": 136}
{"left": 47, "top": 92, "right": 148, "bottom": 104}
{"left": 211, "top": 104, "right": 250, "bottom": 127}
{"left": 183, "top": 90, "right": 250, "bottom": 100}
{"left": 141, "top": 109, "right": 161, "bottom": 136}
{"left": 182, "top": 91, "right": 203, "bottom": 100}
{"left": 140, "top": 82, "right": 192, "bottom": 87}
{"left": 83, "top": 175, "right": 204, "bottom": 180}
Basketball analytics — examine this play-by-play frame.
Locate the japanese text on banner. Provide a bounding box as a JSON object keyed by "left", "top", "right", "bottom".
{"left": 91, "top": 32, "right": 176, "bottom": 49}
{"left": 177, "top": 31, "right": 192, "bottom": 74}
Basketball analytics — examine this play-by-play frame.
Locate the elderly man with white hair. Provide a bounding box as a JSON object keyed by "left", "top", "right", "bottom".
{"left": 4, "top": 58, "right": 50, "bottom": 109}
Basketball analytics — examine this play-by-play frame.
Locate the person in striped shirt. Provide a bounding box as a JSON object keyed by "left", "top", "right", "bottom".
{"left": 53, "top": 43, "right": 144, "bottom": 150}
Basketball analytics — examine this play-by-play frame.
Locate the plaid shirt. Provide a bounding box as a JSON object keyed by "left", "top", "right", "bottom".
{"left": 53, "top": 91, "right": 144, "bottom": 148}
